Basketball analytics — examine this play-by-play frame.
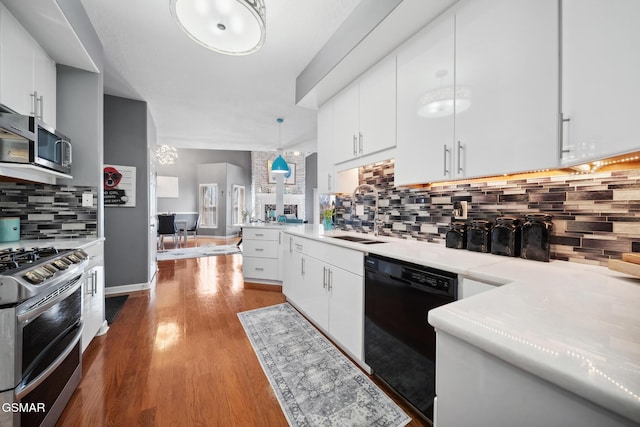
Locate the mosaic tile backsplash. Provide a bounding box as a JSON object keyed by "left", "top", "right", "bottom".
{"left": 335, "top": 160, "right": 640, "bottom": 266}
{"left": 0, "top": 182, "right": 98, "bottom": 240}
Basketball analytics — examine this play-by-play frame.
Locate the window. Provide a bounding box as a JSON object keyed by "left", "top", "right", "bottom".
{"left": 232, "top": 185, "right": 245, "bottom": 224}
{"left": 199, "top": 184, "right": 218, "bottom": 228}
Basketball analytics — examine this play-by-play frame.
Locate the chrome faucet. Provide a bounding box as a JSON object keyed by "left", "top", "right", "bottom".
{"left": 352, "top": 184, "right": 381, "bottom": 236}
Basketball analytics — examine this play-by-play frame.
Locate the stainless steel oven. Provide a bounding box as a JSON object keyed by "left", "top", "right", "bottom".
{"left": 0, "top": 247, "right": 88, "bottom": 427}
{"left": 364, "top": 254, "right": 458, "bottom": 422}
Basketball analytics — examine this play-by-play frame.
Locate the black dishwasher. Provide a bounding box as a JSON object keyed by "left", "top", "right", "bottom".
{"left": 364, "top": 254, "right": 458, "bottom": 421}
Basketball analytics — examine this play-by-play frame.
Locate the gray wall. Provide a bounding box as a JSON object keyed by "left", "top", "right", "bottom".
{"left": 104, "top": 95, "right": 153, "bottom": 288}
{"left": 157, "top": 149, "right": 251, "bottom": 213}
{"left": 197, "top": 163, "right": 250, "bottom": 237}
{"left": 57, "top": 65, "right": 104, "bottom": 235}
{"left": 305, "top": 153, "right": 318, "bottom": 223}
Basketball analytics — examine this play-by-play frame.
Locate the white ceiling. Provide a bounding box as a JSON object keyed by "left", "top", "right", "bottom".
{"left": 79, "top": 0, "right": 363, "bottom": 152}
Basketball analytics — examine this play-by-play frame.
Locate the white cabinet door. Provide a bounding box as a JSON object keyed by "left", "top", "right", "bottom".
{"left": 359, "top": 56, "right": 397, "bottom": 156}
{"left": 455, "top": 0, "right": 558, "bottom": 178}
{"left": 561, "top": 0, "right": 640, "bottom": 165}
{"left": 328, "top": 266, "right": 364, "bottom": 360}
{"left": 33, "top": 44, "right": 57, "bottom": 127}
{"left": 317, "top": 102, "right": 335, "bottom": 193}
{"left": 0, "top": 5, "right": 34, "bottom": 116}
{"left": 396, "top": 13, "right": 455, "bottom": 186}
{"left": 82, "top": 265, "right": 105, "bottom": 352}
{"left": 333, "top": 84, "right": 360, "bottom": 164}
{"left": 296, "top": 255, "right": 329, "bottom": 331}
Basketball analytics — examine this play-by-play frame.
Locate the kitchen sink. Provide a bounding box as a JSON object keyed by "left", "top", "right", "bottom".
{"left": 329, "top": 235, "right": 386, "bottom": 244}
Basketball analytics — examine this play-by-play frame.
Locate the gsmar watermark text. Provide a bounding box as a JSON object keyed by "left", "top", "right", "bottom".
{"left": 2, "top": 403, "right": 46, "bottom": 413}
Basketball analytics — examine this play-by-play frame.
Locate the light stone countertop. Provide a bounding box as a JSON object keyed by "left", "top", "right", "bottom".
{"left": 282, "top": 225, "right": 640, "bottom": 424}
{"left": 0, "top": 236, "right": 104, "bottom": 252}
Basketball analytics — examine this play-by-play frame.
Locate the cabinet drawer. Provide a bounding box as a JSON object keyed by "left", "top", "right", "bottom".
{"left": 243, "top": 228, "right": 280, "bottom": 241}
{"left": 243, "top": 257, "right": 279, "bottom": 280}
{"left": 243, "top": 240, "right": 279, "bottom": 258}
{"left": 308, "top": 241, "right": 364, "bottom": 276}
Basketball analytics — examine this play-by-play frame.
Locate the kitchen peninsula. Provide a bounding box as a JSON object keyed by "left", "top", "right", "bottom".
{"left": 280, "top": 225, "right": 640, "bottom": 427}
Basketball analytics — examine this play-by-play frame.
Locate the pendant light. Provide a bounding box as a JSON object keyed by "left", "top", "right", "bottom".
{"left": 271, "top": 118, "right": 289, "bottom": 174}
{"left": 169, "top": 0, "right": 266, "bottom": 56}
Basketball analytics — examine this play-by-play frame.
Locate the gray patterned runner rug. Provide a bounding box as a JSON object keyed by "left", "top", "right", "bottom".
{"left": 237, "top": 303, "right": 411, "bottom": 427}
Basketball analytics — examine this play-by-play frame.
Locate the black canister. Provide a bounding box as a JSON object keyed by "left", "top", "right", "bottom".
{"left": 520, "top": 214, "right": 553, "bottom": 262}
{"left": 446, "top": 221, "right": 467, "bottom": 249}
{"left": 491, "top": 217, "right": 521, "bottom": 257}
{"left": 467, "top": 219, "right": 492, "bottom": 253}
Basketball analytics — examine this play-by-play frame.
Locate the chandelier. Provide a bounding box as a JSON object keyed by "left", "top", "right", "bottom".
{"left": 170, "top": 0, "right": 266, "bottom": 56}
{"left": 417, "top": 70, "right": 472, "bottom": 118}
{"left": 156, "top": 145, "right": 179, "bottom": 165}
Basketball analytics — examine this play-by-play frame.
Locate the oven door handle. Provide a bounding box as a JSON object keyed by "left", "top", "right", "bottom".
{"left": 15, "top": 322, "right": 83, "bottom": 400}
{"left": 17, "top": 274, "right": 83, "bottom": 325}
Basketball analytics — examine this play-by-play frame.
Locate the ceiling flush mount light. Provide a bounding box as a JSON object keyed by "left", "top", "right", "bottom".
{"left": 169, "top": 0, "right": 266, "bottom": 56}
{"left": 271, "top": 118, "right": 289, "bottom": 174}
{"left": 156, "top": 144, "right": 178, "bottom": 165}
{"left": 418, "top": 70, "right": 471, "bottom": 118}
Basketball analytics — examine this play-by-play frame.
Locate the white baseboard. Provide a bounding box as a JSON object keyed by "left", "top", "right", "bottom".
{"left": 105, "top": 281, "right": 152, "bottom": 295}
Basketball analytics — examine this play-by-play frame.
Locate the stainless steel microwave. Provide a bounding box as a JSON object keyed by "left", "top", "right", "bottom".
{"left": 0, "top": 112, "right": 72, "bottom": 175}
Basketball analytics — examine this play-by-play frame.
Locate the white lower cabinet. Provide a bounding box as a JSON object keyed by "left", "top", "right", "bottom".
{"left": 82, "top": 240, "right": 106, "bottom": 352}
{"left": 435, "top": 332, "right": 634, "bottom": 427}
{"left": 242, "top": 227, "right": 282, "bottom": 285}
{"left": 283, "top": 234, "right": 364, "bottom": 362}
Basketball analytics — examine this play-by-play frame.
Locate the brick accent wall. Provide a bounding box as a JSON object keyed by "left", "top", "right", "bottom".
{"left": 0, "top": 182, "right": 98, "bottom": 239}
{"left": 335, "top": 160, "right": 640, "bottom": 266}
{"left": 251, "top": 151, "right": 306, "bottom": 195}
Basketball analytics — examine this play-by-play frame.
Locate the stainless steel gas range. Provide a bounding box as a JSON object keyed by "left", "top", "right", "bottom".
{"left": 0, "top": 247, "right": 89, "bottom": 427}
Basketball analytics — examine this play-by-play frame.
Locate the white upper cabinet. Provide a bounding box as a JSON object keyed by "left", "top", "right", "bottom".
{"left": 358, "top": 56, "right": 397, "bottom": 157}
{"left": 396, "top": 0, "right": 558, "bottom": 186}
{"left": 455, "top": 0, "right": 558, "bottom": 178}
{"left": 317, "top": 102, "right": 335, "bottom": 193}
{"left": 561, "top": 0, "right": 640, "bottom": 166}
{"left": 0, "top": 4, "right": 34, "bottom": 115}
{"left": 0, "top": 4, "right": 57, "bottom": 127}
{"left": 396, "top": 12, "right": 455, "bottom": 186}
{"left": 333, "top": 56, "right": 397, "bottom": 164}
{"left": 33, "top": 44, "right": 56, "bottom": 127}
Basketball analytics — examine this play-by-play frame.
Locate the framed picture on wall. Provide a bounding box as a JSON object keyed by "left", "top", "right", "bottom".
{"left": 267, "top": 161, "right": 295, "bottom": 185}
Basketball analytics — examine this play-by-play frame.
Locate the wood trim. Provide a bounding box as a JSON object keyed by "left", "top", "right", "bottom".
{"left": 243, "top": 281, "right": 283, "bottom": 292}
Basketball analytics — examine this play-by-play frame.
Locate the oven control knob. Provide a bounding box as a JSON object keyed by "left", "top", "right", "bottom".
{"left": 24, "top": 270, "right": 45, "bottom": 284}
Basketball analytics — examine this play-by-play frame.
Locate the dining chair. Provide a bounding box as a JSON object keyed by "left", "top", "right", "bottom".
{"left": 180, "top": 214, "right": 199, "bottom": 243}
{"left": 157, "top": 214, "right": 179, "bottom": 249}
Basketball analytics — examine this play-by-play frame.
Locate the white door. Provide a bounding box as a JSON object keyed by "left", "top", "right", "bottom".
{"left": 333, "top": 84, "right": 360, "bottom": 163}
{"left": 455, "top": 0, "right": 559, "bottom": 178}
{"left": 148, "top": 150, "right": 157, "bottom": 283}
{"left": 395, "top": 13, "right": 455, "bottom": 186}
{"left": 561, "top": 0, "right": 640, "bottom": 165}
{"left": 328, "top": 266, "right": 364, "bottom": 360}
{"left": 0, "top": 5, "right": 34, "bottom": 115}
{"left": 317, "top": 102, "right": 334, "bottom": 193}
{"left": 359, "top": 56, "right": 397, "bottom": 156}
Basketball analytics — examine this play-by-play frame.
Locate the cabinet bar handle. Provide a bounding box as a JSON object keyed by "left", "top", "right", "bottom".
{"left": 328, "top": 174, "right": 332, "bottom": 192}
{"left": 255, "top": 248, "right": 264, "bottom": 252}
{"left": 328, "top": 269, "right": 333, "bottom": 291}
{"left": 443, "top": 145, "right": 449, "bottom": 176}
{"left": 353, "top": 135, "right": 357, "bottom": 156}
{"left": 301, "top": 257, "right": 305, "bottom": 276}
{"left": 323, "top": 267, "right": 327, "bottom": 288}
{"left": 255, "top": 267, "right": 264, "bottom": 271}
{"left": 559, "top": 113, "right": 572, "bottom": 159}
{"left": 255, "top": 233, "right": 264, "bottom": 237}
{"left": 30, "top": 91, "right": 37, "bottom": 117}
{"left": 358, "top": 132, "right": 363, "bottom": 154}
{"left": 289, "top": 236, "right": 293, "bottom": 253}
{"left": 38, "top": 95, "right": 44, "bottom": 120}
{"left": 457, "top": 141, "right": 464, "bottom": 174}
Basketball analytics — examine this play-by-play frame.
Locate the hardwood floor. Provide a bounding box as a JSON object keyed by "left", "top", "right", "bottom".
{"left": 57, "top": 237, "right": 429, "bottom": 426}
